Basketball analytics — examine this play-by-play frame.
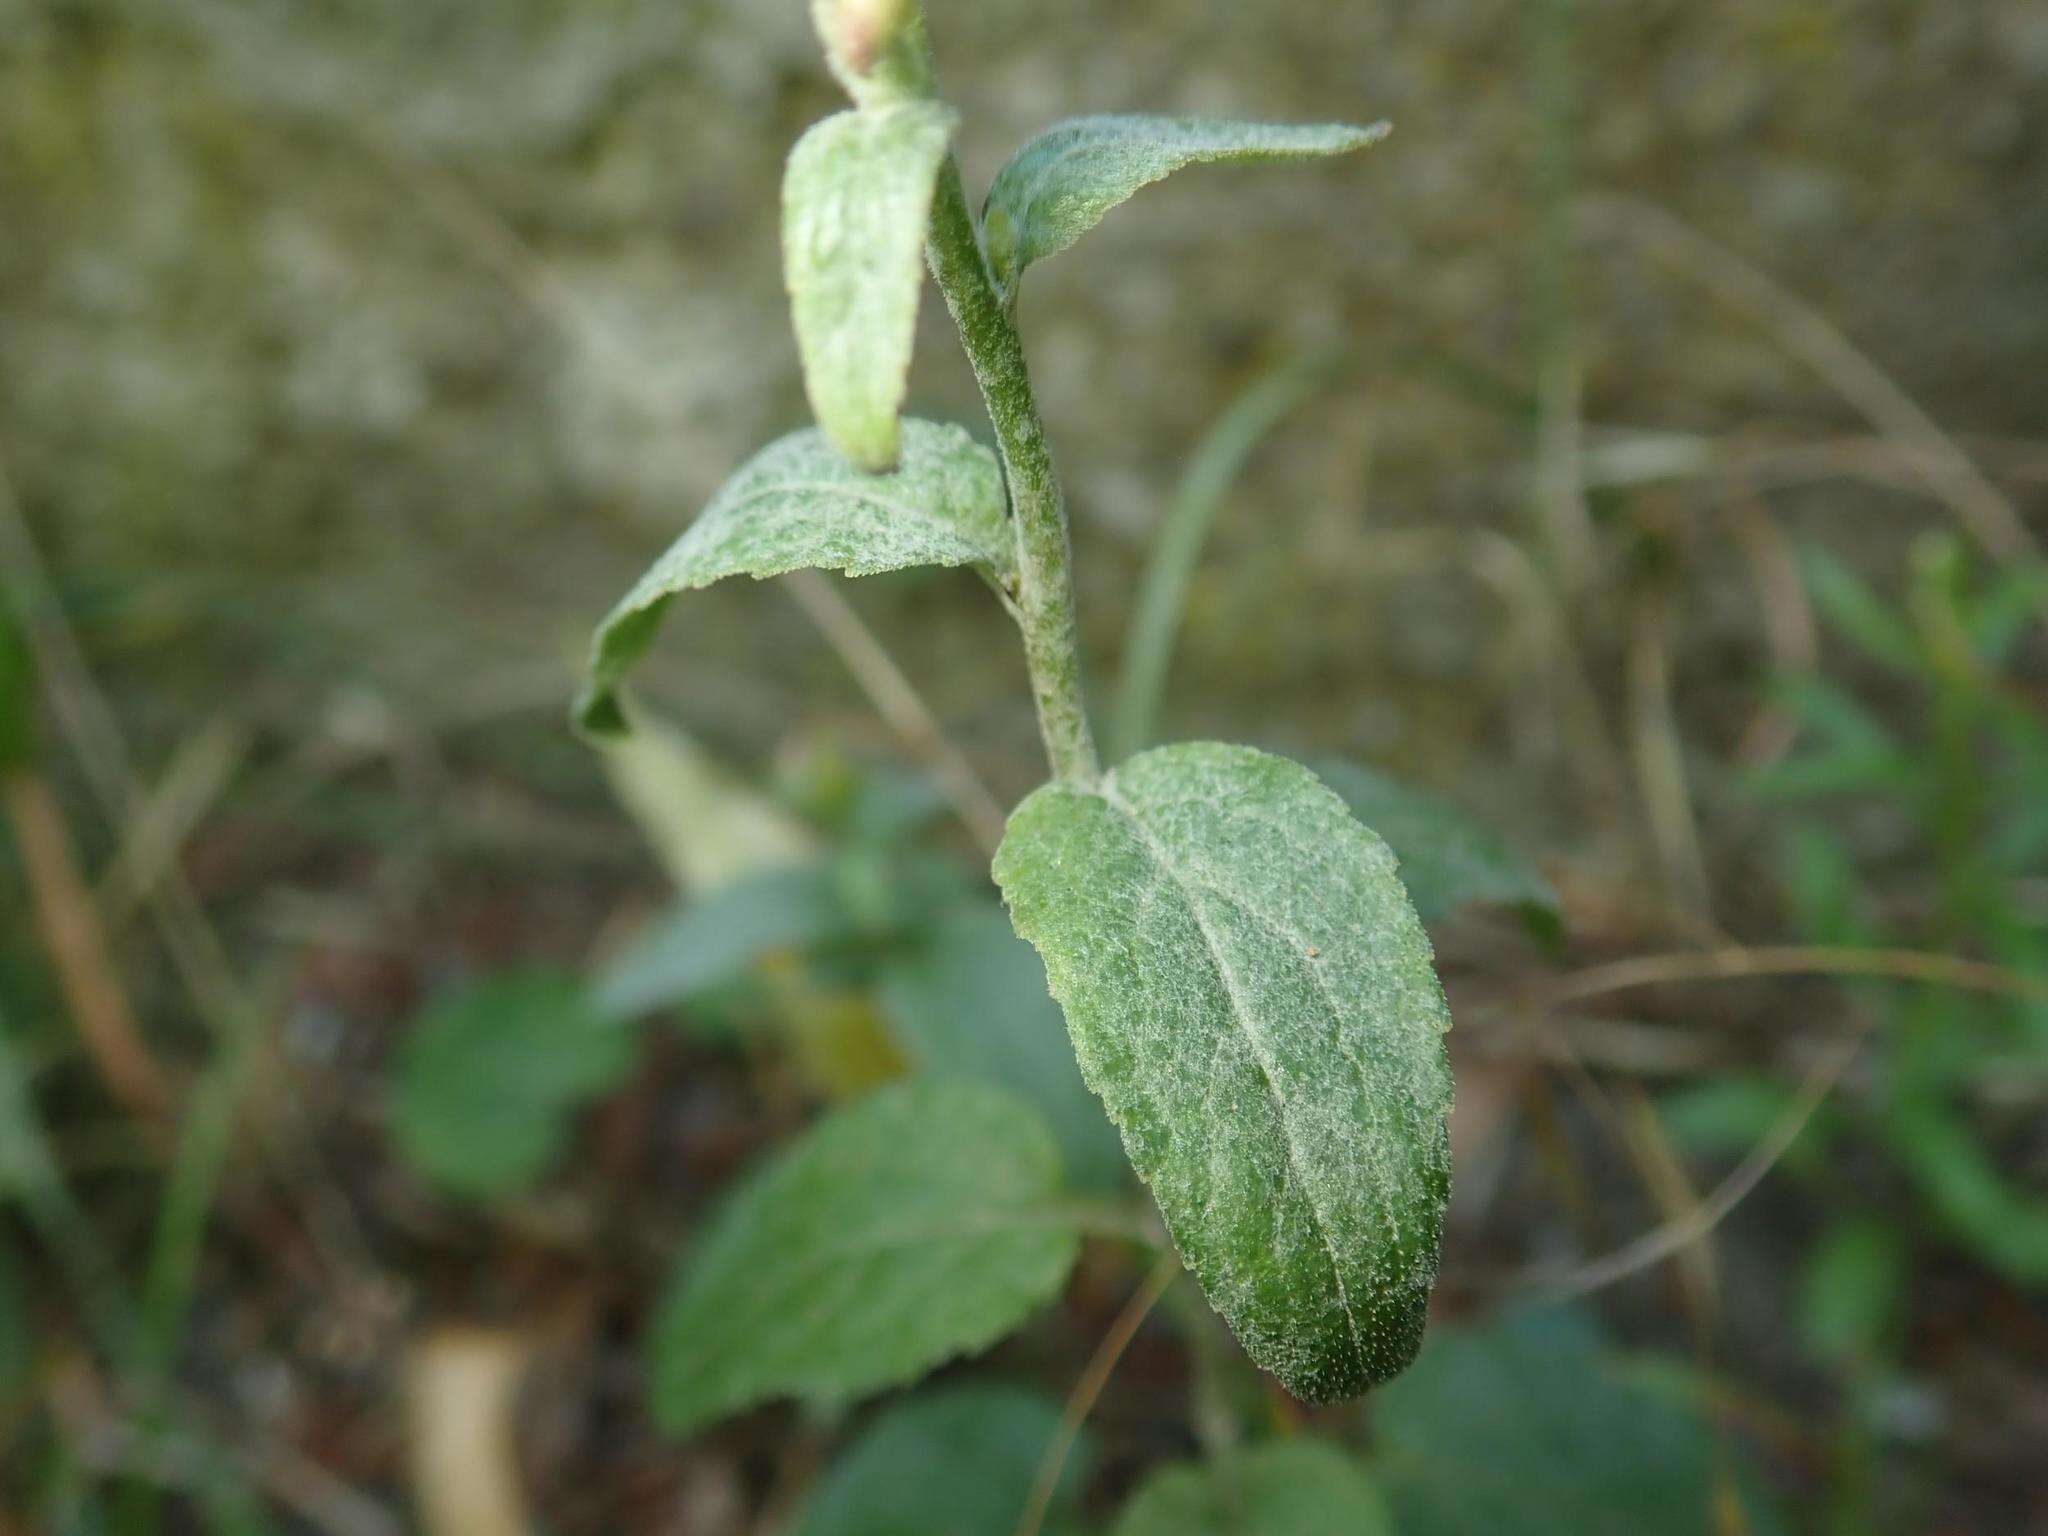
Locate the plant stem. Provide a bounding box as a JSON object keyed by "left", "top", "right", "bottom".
{"left": 925, "top": 158, "right": 1100, "bottom": 786}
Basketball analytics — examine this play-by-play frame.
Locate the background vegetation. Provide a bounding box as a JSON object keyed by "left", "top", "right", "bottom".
{"left": 3, "top": 0, "right": 2045, "bottom": 1530}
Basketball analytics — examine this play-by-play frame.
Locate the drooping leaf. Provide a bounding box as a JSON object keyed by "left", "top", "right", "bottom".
{"left": 597, "top": 714, "right": 818, "bottom": 894}
{"left": 784, "top": 102, "right": 957, "bottom": 470}
{"left": 994, "top": 743, "right": 1453, "bottom": 1402}
{"left": 1372, "top": 1308, "right": 1784, "bottom": 1536}
{"left": 593, "top": 864, "right": 852, "bottom": 1020}
{"left": 388, "top": 973, "right": 638, "bottom": 1200}
{"left": 880, "top": 904, "right": 1127, "bottom": 1194}
{"left": 1115, "top": 1440, "right": 1392, "bottom": 1536}
{"left": 648, "top": 1080, "right": 1082, "bottom": 1435}
{"left": 1312, "top": 758, "right": 1557, "bottom": 927}
{"left": 578, "top": 421, "right": 1012, "bottom": 734}
{"left": 981, "top": 115, "right": 1388, "bottom": 299}
{"left": 796, "top": 1384, "right": 1089, "bottom": 1536}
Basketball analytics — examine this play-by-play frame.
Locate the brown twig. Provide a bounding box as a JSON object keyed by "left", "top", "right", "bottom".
{"left": 1013, "top": 1251, "right": 1180, "bottom": 1536}
{"left": 1542, "top": 944, "right": 2048, "bottom": 1009}
{"left": 1524, "top": 1018, "right": 1869, "bottom": 1301}
{"left": 1582, "top": 196, "right": 2042, "bottom": 573}
{"left": 3, "top": 769, "right": 175, "bottom": 1125}
{"left": 781, "top": 571, "right": 1008, "bottom": 854}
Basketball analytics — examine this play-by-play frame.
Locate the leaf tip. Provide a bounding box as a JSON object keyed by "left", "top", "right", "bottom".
{"left": 574, "top": 683, "right": 631, "bottom": 741}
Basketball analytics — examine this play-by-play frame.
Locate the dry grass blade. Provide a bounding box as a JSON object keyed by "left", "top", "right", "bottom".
{"left": 1583, "top": 196, "right": 2042, "bottom": 574}
{"left": 2, "top": 770, "right": 175, "bottom": 1126}
{"left": 1013, "top": 1251, "right": 1180, "bottom": 1536}
{"left": 1544, "top": 944, "right": 2048, "bottom": 1009}
{"left": 1526, "top": 1020, "right": 1869, "bottom": 1302}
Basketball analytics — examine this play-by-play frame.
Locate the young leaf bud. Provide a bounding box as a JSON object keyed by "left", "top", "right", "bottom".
{"left": 810, "top": 0, "right": 929, "bottom": 105}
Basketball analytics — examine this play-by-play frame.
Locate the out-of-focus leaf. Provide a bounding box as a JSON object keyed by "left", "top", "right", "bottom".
{"left": 578, "top": 422, "right": 1013, "bottom": 734}
{"left": 1799, "top": 1216, "right": 1906, "bottom": 1364}
{"left": 0, "top": 1238, "right": 32, "bottom": 1407}
{"left": 996, "top": 742, "right": 1453, "bottom": 1402}
{"left": 1889, "top": 1094, "right": 2048, "bottom": 1284}
{"left": 597, "top": 715, "right": 817, "bottom": 893}
{"left": 1658, "top": 1073, "right": 1832, "bottom": 1177}
{"left": 1312, "top": 757, "right": 1557, "bottom": 926}
{"left": 1967, "top": 561, "right": 2048, "bottom": 665}
{"left": 1779, "top": 823, "right": 1874, "bottom": 947}
{"left": 880, "top": 903, "right": 1126, "bottom": 1193}
{"left": 1114, "top": 1440, "right": 1392, "bottom": 1536}
{"left": 784, "top": 103, "right": 956, "bottom": 470}
{"left": 782, "top": 990, "right": 907, "bottom": 1102}
{"left": 796, "top": 1384, "right": 1088, "bottom": 1536}
{"left": 0, "top": 608, "right": 34, "bottom": 772}
{"left": 1800, "top": 547, "right": 1923, "bottom": 675}
{"left": 594, "top": 864, "right": 850, "bottom": 1020}
{"left": 1373, "top": 1307, "right": 1782, "bottom": 1535}
{"left": 980, "top": 115, "right": 1387, "bottom": 299}
{"left": 648, "top": 1080, "right": 1081, "bottom": 1435}
{"left": 388, "top": 973, "right": 636, "bottom": 1200}
{"left": 1747, "top": 676, "right": 1915, "bottom": 800}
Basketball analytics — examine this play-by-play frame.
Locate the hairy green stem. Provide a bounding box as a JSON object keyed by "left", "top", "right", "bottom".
{"left": 925, "top": 158, "right": 1100, "bottom": 786}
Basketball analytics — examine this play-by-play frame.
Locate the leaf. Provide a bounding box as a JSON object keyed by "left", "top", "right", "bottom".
{"left": 1798, "top": 1216, "right": 1905, "bottom": 1364}
{"left": 879, "top": 903, "right": 1128, "bottom": 1194}
{"left": 647, "top": 1079, "right": 1082, "bottom": 1435}
{"left": 1800, "top": 546, "right": 1922, "bottom": 674}
{"left": 1373, "top": 1307, "right": 1784, "bottom": 1536}
{"left": 593, "top": 864, "right": 851, "bottom": 1020}
{"left": 784, "top": 103, "right": 957, "bottom": 471}
{"left": 578, "top": 420, "right": 1012, "bottom": 735}
{"left": 1312, "top": 758, "right": 1557, "bottom": 926}
{"left": 994, "top": 742, "right": 1453, "bottom": 1402}
{"left": 388, "top": 973, "right": 638, "bottom": 1200}
{"left": 796, "top": 1384, "right": 1089, "bottom": 1536}
{"left": 1115, "top": 1440, "right": 1392, "bottom": 1536}
{"left": 981, "top": 115, "right": 1388, "bottom": 299}
{"left": 0, "top": 608, "right": 34, "bottom": 773}
{"left": 596, "top": 715, "right": 817, "bottom": 894}
{"left": 0, "top": 1237, "right": 32, "bottom": 1408}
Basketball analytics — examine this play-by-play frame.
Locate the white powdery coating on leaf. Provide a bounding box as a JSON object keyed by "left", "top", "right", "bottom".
{"left": 579, "top": 419, "right": 1010, "bottom": 732}
{"left": 649, "top": 1080, "right": 1080, "bottom": 1435}
{"left": 783, "top": 102, "right": 956, "bottom": 469}
{"left": 981, "top": 114, "right": 1388, "bottom": 295}
{"left": 994, "top": 742, "right": 1453, "bottom": 1401}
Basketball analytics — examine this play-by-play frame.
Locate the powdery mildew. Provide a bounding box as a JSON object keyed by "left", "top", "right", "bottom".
{"left": 996, "top": 742, "right": 1454, "bottom": 1400}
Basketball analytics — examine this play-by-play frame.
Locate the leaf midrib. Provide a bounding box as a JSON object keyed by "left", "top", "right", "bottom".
{"left": 1096, "top": 773, "right": 1367, "bottom": 1367}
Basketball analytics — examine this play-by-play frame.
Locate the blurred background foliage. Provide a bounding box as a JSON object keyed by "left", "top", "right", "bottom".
{"left": 2, "top": 0, "right": 2046, "bottom": 1530}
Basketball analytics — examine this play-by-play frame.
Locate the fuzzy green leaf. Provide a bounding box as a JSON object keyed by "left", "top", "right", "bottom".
{"left": 1311, "top": 758, "right": 1557, "bottom": 926}
{"left": 981, "top": 115, "right": 1388, "bottom": 298}
{"left": 784, "top": 102, "right": 956, "bottom": 470}
{"left": 579, "top": 420, "right": 1012, "bottom": 734}
{"left": 594, "top": 864, "right": 852, "bottom": 1020}
{"left": 879, "top": 903, "right": 1128, "bottom": 1194}
{"left": 1115, "top": 1440, "right": 1392, "bottom": 1536}
{"left": 648, "top": 1080, "right": 1081, "bottom": 1435}
{"left": 388, "top": 973, "right": 637, "bottom": 1200}
{"left": 1375, "top": 1308, "right": 1786, "bottom": 1535}
{"left": 994, "top": 743, "right": 1453, "bottom": 1403}
{"left": 796, "top": 1384, "right": 1089, "bottom": 1536}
